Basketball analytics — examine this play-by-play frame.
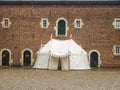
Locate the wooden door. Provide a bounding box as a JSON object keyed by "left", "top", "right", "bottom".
{"left": 2, "top": 50, "right": 9, "bottom": 66}
{"left": 23, "top": 50, "right": 31, "bottom": 66}
{"left": 90, "top": 52, "right": 98, "bottom": 68}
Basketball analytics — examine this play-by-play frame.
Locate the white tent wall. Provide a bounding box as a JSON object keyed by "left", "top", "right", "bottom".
{"left": 33, "top": 53, "right": 49, "bottom": 69}
{"left": 70, "top": 54, "right": 90, "bottom": 70}
{"left": 48, "top": 56, "right": 59, "bottom": 70}
{"left": 61, "top": 57, "right": 69, "bottom": 70}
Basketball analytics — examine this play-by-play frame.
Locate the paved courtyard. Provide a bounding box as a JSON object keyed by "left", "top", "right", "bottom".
{"left": 0, "top": 67, "right": 120, "bottom": 90}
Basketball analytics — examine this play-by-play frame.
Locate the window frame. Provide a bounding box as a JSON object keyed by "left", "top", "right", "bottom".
{"left": 1, "top": 17, "right": 12, "bottom": 29}
{"left": 40, "top": 18, "right": 49, "bottom": 29}
{"left": 113, "top": 45, "right": 120, "bottom": 56}
{"left": 54, "top": 18, "right": 69, "bottom": 37}
{"left": 74, "top": 19, "right": 84, "bottom": 29}
{"left": 113, "top": 18, "right": 120, "bottom": 29}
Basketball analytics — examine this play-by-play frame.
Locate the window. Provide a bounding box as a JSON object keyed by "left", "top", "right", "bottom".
{"left": 58, "top": 20, "right": 66, "bottom": 36}
{"left": 54, "top": 18, "right": 68, "bottom": 37}
{"left": 40, "top": 18, "right": 49, "bottom": 29}
{"left": 76, "top": 20, "right": 80, "bottom": 28}
{"left": 43, "top": 20, "right": 47, "bottom": 28}
{"left": 113, "top": 45, "right": 120, "bottom": 55}
{"left": 4, "top": 19, "right": 9, "bottom": 27}
{"left": 74, "top": 19, "right": 84, "bottom": 29}
{"left": 113, "top": 18, "right": 120, "bottom": 29}
{"left": 116, "top": 20, "right": 120, "bottom": 28}
{"left": 1, "top": 18, "right": 12, "bottom": 29}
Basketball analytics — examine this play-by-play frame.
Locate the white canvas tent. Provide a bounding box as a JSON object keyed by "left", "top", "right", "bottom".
{"left": 33, "top": 39, "right": 90, "bottom": 70}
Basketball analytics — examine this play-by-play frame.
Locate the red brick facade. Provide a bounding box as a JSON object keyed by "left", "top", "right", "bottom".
{"left": 0, "top": 5, "right": 120, "bottom": 67}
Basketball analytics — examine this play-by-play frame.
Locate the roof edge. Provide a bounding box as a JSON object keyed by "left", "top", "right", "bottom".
{"left": 0, "top": 1, "right": 120, "bottom": 5}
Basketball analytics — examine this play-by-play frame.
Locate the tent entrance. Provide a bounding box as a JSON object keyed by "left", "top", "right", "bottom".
{"left": 2, "top": 50, "right": 9, "bottom": 66}
{"left": 58, "top": 58, "right": 62, "bottom": 70}
{"left": 49, "top": 56, "right": 69, "bottom": 70}
{"left": 90, "top": 52, "right": 98, "bottom": 68}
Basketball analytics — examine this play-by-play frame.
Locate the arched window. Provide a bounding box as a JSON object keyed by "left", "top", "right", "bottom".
{"left": 58, "top": 20, "right": 66, "bottom": 36}
{"left": 55, "top": 18, "right": 68, "bottom": 37}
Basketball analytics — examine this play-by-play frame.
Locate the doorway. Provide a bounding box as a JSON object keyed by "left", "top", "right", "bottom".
{"left": 2, "top": 50, "right": 10, "bottom": 66}
{"left": 23, "top": 50, "right": 31, "bottom": 66}
{"left": 58, "top": 58, "right": 62, "bottom": 70}
{"left": 90, "top": 52, "right": 98, "bottom": 68}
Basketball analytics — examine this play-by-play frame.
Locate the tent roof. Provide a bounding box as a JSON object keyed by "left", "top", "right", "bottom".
{"left": 0, "top": 0, "right": 119, "bottom": 5}
{"left": 38, "top": 39, "right": 87, "bottom": 57}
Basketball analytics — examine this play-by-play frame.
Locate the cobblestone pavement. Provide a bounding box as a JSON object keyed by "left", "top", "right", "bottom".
{"left": 0, "top": 67, "right": 120, "bottom": 90}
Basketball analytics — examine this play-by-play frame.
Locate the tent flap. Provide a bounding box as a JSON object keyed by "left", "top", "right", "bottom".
{"left": 33, "top": 53, "right": 49, "bottom": 69}
{"left": 50, "top": 52, "right": 69, "bottom": 58}
{"left": 70, "top": 55, "right": 90, "bottom": 70}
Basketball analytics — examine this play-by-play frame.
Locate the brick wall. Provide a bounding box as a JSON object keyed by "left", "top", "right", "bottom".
{"left": 0, "top": 5, "right": 120, "bottom": 67}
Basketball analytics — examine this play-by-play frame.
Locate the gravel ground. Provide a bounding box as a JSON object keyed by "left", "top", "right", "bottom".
{"left": 0, "top": 67, "right": 120, "bottom": 90}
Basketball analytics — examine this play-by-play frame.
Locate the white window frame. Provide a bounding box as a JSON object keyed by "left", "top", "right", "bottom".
{"left": 40, "top": 18, "right": 49, "bottom": 29}
{"left": 113, "top": 18, "right": 120, "bottom": 29}
{"left": 54, "top": 17, "right": 69, "bottom": 37}
{"left": 113, "top": 45, "right": 120, "bottom": 56}
{"left": 1, "top": 17, "right": 12, "bottom": 29}
{"left": 74, "top": 19, "right": 84, "bottom": 29}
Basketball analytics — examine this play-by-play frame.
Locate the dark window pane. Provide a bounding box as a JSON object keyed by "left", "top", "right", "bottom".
{"left": 4, "top": 19, "right": 8, "bottom": 26}
{"left": 58, "top": 20, "right": 66, "bottom": 35}
{"left": 43, "top": 20, "right": 47, "bottom": 28}
{"left": 116, "top": 46, "right": 120, "bottom": 54}
{"left": 76, "top": 20, "right": 80, "bottom": 27}
{"left": 116, "top": 20, "right": 120, "bottom": 28}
